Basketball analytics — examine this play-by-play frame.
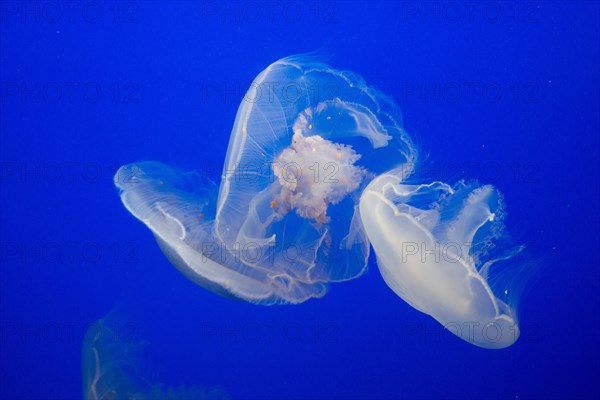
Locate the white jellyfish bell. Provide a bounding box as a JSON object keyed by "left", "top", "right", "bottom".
{"left": 359, "top": 171, "right": 530, "bottom": 349}
{"left": 115, "top": 54, "right": 417, "bottom": 305}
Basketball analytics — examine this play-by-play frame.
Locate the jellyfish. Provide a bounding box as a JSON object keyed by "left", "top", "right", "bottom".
{"left": 115, "top": 54, "right": 417, "bottom": 304}
{"left": 115, "top": 54, "right": 531, "bottom": 348}
{"left": 81, "top": 309, "right": 229, "bottom": 399}
{"left": 359, "top": 171, "right": 528, "bottom": 348}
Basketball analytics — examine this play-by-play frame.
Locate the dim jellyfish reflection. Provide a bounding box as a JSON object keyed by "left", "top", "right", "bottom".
{"left": 115, "top": 54, "right": 416, "bottom": 304}
{"left": 81, "top": 309, "right": 229, "bottom": 399}
{"left": 359, "top": 171, "right": 528, "bottom": 348}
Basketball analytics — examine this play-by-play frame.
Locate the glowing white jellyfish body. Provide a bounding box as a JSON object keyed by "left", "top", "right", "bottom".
{"left": 359, "top": 172, "right": 525, "bottom": 348}
{"left": 115, "top": 55, "right": 416, "bottom": 304}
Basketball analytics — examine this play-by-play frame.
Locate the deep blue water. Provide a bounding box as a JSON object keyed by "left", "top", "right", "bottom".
{"left": 1, "top": 1, "right": 599, "bottom": 399}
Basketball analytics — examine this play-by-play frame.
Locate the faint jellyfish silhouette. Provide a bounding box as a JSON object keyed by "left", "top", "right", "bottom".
{"left": 81, "top": 309, "right": 229, "bottom": 399}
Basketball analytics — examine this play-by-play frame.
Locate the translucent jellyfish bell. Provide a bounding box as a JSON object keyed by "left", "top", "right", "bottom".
{"left": 114, "top": 162, "right": 264, "bottom": 301}
{"left": 215, "top": 55, "right": 417, "bottom": 288}
{"left": 359, "top": 172, "right": 527, "bottom": 348}
{"left": 115, "top": 55, "right": 417, "bottom": 304}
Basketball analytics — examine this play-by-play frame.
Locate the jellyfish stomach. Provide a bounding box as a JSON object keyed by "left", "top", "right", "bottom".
{"left": 272, "top": 131, "right": 366, "bottom": 224}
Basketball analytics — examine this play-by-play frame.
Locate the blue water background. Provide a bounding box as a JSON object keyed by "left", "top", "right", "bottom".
{"left": 1, "top": 1, "right": 599, "bottom": 399}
